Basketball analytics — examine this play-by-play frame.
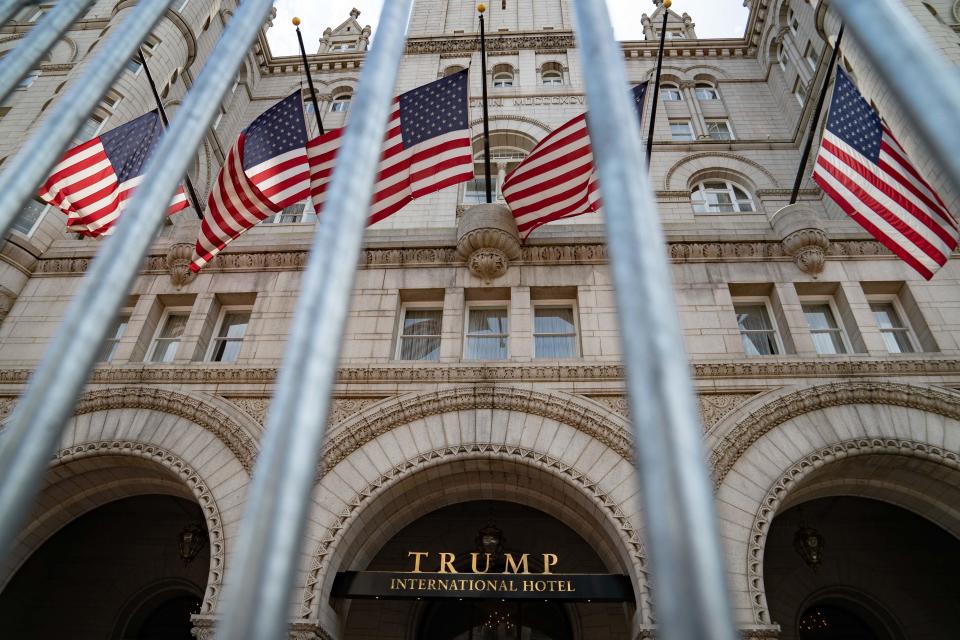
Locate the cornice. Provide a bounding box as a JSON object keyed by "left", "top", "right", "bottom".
{"left": 1, "top": 358, "right": 958, "bottom": 387}
{"left": 29, "top": 239, "right": 899, "bottom": 276}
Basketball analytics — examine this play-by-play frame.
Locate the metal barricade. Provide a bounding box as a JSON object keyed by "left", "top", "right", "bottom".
{"left": 0, "top": 0, "right": 274, "bottom": 560}
{"left": 0, "top": 0, "right": 92, "bottom": 104}
{"left": 0, "top": 0, "right": 173, "bottom": 240}
{"left": 1, "top": 1, "right": 959, "bottom": 639}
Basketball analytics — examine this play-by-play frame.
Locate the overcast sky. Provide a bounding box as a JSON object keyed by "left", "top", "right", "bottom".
{"left": 267, "top": 1, "right": 750, "bottom": 56}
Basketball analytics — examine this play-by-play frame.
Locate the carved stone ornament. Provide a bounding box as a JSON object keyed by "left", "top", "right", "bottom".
{"left": 166, "top": 242, "right": 197, "bottom": 287}
{"left": 771, "top": 204, "right": 830, "bottom": 276}
{"left": 0, "top": 285, "right": 17, "bottom": 324}
{"left": 456, "top": 203, "right": 521, "bottom": 283}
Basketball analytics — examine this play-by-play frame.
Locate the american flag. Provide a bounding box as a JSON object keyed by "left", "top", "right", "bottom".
{"left": 191, "top": 91, "right": 310, "bottom": 270}
{"left": 190, "top": 71, "right": 473, "bottom": 271}
{"left": 38, "top": 111, "right": 188, "bottom": 236}
{"left": 502, "top": 83, "right": 647, "bottom": 239}
{"left": 813, "top": 68, "right": 958, "bottom": 279}
{"left": 306, "top": 68, "right": 473, "bottom": 226}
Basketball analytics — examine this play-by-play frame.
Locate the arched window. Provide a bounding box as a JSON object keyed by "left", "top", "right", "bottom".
{"left": 691, "top": 180, "right": 755, "bottom": 213}
{"left": 330, "top": 90, "right": 352, "bottom": 112}
{"left": 661, "top": 83, "right": 683, "bottom": 102}
{"left": 541, "top": 62, "right": 563, "bottom": 86}
{"left": 443, "top": 65, "right": 465, "bottom": 77}
{"left": 695, "top": 82, "right": 719, "bottom": 101}
{"left": 463, "top": 131, "right": 537, "bottom": 204}
{"left": 492, "top": 64, "right": 514, "bottom": 88}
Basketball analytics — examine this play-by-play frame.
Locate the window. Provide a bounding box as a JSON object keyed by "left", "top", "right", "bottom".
{"left": 870, "top": 302, "right": 915, "bottom": 353}
{"left": 18, "top": 70, "right": 40, "bottom": 90}
{"left": 98, "top": 314, "right": 131, "bottom": 362}
{"left": 778, "top": 44, "right": 789, "bottom": 72}
{"left": 664, "top": 31, "right": 684, "bottom": 40}
{"left": 802, "top": 302, "right": 848, "bottom": 355}
{"left": 208, "top": 311, "right": 250, "bottom": 363}
{"left": 443, "top": 65, "right": 465, "bottom": 77}
{"left": 125, "top": 58, "right": 143, "bottom": 74}
{"left": 691, "top": 180, "right": 755, "bottom": 213}
{"left": 661, "top": 84, "right": 683, "bottom": 102}
{"left": 331, "top": 93, "right": 352, "bottom": 112}
{"left": 264, "top": 200, "right": 317, "bottom": 224}
{"left": 331, "top": 43, "right": 356, "bottom": 51}
{"left": 533, "top": 306, "right": 577, "bottom": 359}
{"left": 397, "top": 307, "right": 442, "bottom": 361}
{"left": 789, "top": 8, "right": 800, "bottom": 33}
{"left": 541, "top": 70, "right": 562, "bottom": 85}
{"left": 74, "top": 115, "right": 105, "bottom": 143}
{"left": 705, "top": 120, "right": 734, "bottom": 141}
{"left": 463, "top": 139, "right": 531, "bottom": 204}
{"left": 804, "top": 42, "right": 819, "bottom": 70}
{"left": 148, "top": 313, "right": 189, "bottom": 363}
{"left": 492, "top": 65, "right": 514, "bottom": 88}
{"left": 695, "top": 83, "right": 719, "bottom": 101}
{"left": 465, "top": 307, "right": 509, "bottom": 360}
{"left": 794, "top": 78, "right": 808, "bottom": 106}
{"left": 734, "top": 302, "right": 780, "bottom": 356}
{"left": 670, "top": 120, "right": 694, "bottom": 141}
{"left": 12, "top": 199, "right": 49, "bottom": 236}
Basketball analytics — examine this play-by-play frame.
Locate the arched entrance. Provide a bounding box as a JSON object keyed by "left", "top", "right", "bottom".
{"left": 763, "top": 495, "right": 960, "bottom": 639}
{"left": 339, "top": 500, "right": 630, "bottom": 639}
{"left": 0, "top": 494, "right": 209, "bottom": 639}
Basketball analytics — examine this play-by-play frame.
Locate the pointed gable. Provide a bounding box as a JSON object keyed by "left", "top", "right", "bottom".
{"left": 641, "top": 0, "right": 698, "bottom": 41}
{"left": 318, "top": 8, "right": 373, "bottom": 54}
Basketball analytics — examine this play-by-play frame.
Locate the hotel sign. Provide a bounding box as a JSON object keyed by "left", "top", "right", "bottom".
{"left": 332, "top": 551, "right": 634, "bottom": 603}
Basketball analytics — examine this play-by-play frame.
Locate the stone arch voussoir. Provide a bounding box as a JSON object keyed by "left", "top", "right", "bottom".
{"left": 321, "top": 385, "right": 632, "bottom": 471}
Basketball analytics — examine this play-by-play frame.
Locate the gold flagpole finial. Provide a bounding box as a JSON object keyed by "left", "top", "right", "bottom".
{"left": 663, "top": 0, "right": 672, "bottom": 8}
{"left": 477, "top": 3, "right": 486, "bottom": 14}
{"left": 292, "top": 16, "right": 301, "bottom": 26}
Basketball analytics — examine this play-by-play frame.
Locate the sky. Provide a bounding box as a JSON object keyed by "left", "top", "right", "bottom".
{"left": 267, "top": 1, "right": 751, "bottom": 57}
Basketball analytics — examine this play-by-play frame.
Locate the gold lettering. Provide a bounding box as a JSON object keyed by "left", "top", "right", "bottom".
{"left": 567, "top": 580, "right": 575, "bottom": 592}
{"left": 507, "top": 579, "right": 517, "bottom": 591}
{"left": 417, "top": 578, "right": 427, "bottom": 590}
{"left": 438, "top": 552, "right": 458, "bottom": 574}
{"left": 534, "top": 580, "right": 546, "bottom": 592}
{"left": 522, "top": 580, "right": 534, "bottom": 592}
{"left": 427, "top": 579, "right": 437, "bottom": 590}
{"left": 438, "top": 579, "right": 449, "bottom": 591}
{"left": 470, "top": 552, "right": 492, "bottom": 573}
{"left": 407, "top": 551, "right": 429, "bottom": 573}
{"left": 504, "top": 553, "right": 530, "bottom": 574}
{"left": 543, "top": 553, "right": 558, "bottom": 575}
{"left": 487, "top": 579, "right": 498, "bottom": 591}
{"left": 474, "top": 579, "right": 486, "bottom": 591}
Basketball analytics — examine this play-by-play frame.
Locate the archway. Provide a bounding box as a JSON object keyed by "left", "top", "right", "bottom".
{"left": 0, "top": 494, "right": 209, "bottom": 639}
{"left": 339, "top": 500, "right": 630, "bottom": 639}
{"left": 764, "top": 495, "right": 960, "bottom": 639}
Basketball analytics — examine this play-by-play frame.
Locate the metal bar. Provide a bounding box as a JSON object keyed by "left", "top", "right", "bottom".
{"left": 790, "top": 26, "right": 844, "bottom": 205}
{"left": 211, "top": 0, "right": 414, "bottom": 638}
{"left": 0, "top": 0, "right": 274, "bottom": 563}
{"left": 295, "top": 24, "right": 325, "bottom": 135}
{"left": 570, "top": 2, "right": 737, "bottom": 640}
{"left": 0, "top": 0, "right": 29, "bottom": 28}
{"left": 830, "top": 0, "right": 960, "bottom": 197}
{"left": 0, "top": 0, "right": 172, "bottom": 241}
{"left": 645, "top": 8, "right": 669, "bottom": 165}
{"left": 137, "top": 48, "right": 205, "bottom": 219}
{"left": 478, "top": 10, "right": 493, "bottom": 203}
{"left": 0, "top": 0, "right": 92, "bottom": 104}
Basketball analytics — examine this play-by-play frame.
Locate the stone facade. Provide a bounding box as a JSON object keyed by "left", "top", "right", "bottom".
{"left": 1, "top": 1, "right": 959, "bottom": 639}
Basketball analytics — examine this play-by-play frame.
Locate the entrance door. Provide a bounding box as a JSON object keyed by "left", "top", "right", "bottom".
{"left": 419, "top": 600, "right": 573, "bottom": 640}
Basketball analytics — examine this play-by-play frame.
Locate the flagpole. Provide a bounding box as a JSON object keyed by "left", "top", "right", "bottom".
{"left": 645, "top": 0, "right": 671, "bottom": 166}
{"left": 138, "top": 48, "right": 204, "bottom": 219}
{"left": 478, "top": 3, "right": 493, "bottom": 203}
{"left": 790, "top": 25, "right": 844, "bottom": 204}
{"left": 293, "top": 17, "right": 325, "bottom": 136}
